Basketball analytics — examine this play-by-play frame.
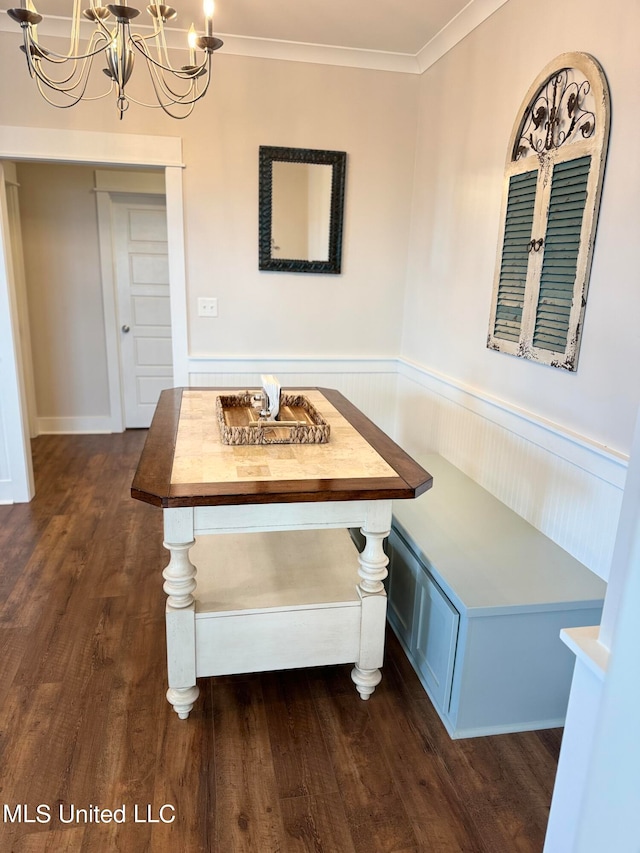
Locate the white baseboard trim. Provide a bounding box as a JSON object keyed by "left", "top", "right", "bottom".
{"left": 397, "top": 357, "right": 627, "bottom": 489}
{"left": 36, "top": 416, "right": 114, "bottom": 435}
{"left": 448, "top": 718, "right": 567, "bottom": 740}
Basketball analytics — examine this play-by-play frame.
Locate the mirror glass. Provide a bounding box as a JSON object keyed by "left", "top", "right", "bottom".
{"left": 259, "top": 146, "right": 346, "bottom": 274}
{"left": 271, "top": 162, "right": 333, "bottom": 262}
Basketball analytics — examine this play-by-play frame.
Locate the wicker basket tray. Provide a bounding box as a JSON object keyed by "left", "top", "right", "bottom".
{"left": 216, "top": 392, "right": 330, "bottom": 445}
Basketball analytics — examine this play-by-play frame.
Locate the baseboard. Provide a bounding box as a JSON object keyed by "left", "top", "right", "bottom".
{"left": 36, "top": 415, "right": 114, "bottom": 434}
{"left": 448, "top": 718, "right": 567, "bottom": 739}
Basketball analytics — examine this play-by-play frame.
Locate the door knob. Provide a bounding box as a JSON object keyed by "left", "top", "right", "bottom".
{"left": 122, "top": 325, "right": 130, "bottom": 333}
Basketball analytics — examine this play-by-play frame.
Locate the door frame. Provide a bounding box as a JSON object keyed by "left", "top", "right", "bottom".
{"left": 95, "top": 173, "right": 169, "bottom": 432}
{"left": 0, "top": 125, "right": 188, "bottom": 502}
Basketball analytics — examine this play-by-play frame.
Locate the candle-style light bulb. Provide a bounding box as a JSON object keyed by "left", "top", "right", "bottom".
{"left": 203, "top": 0, "right": 214, "bottom": 37}
{"left": 187, "top": 23, "right": 197, "bottom": 64}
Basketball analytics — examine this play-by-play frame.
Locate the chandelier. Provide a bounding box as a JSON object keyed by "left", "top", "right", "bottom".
{"left": 6, "top": 0, "right": 223, "bottom": 119}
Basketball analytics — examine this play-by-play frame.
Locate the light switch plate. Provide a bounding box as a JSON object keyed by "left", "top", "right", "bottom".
{"left": 197, "top": 297, "right": 218, "bottom": 318}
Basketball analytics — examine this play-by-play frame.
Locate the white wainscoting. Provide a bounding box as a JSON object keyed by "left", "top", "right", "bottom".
{"left": 187, "top": 355, "right": 623, "bottom": 580}
{"left": 187, "top": 357, "right": 399, "bottom": 437}
{"left": 395, "top": 359, "right": 626, "bottom": 581}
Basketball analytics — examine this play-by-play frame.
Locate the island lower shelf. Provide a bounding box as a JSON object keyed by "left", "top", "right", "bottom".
{"left": 186, "top": 528, "right": 366, "bottom": 677}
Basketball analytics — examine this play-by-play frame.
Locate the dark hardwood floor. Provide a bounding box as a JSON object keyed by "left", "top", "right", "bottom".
{"left": 0, "top": 433, "right": 561, "bottom": 853}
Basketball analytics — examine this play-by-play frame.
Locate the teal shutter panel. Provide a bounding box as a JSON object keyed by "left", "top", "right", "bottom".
{"left": 533, "top": 156, "right": 591, "bottom": 353}
{"left": 493, "top": 169, "right": 537, "bottom": 342}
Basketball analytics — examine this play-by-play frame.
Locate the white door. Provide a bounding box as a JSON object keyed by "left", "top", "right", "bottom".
{"left": 112, "top": 196, "right": 173, "bottom": 428}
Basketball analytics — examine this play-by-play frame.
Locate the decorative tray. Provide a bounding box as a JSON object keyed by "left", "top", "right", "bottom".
{"left": 216, "top": 392, "right": 330, "bottom": 445}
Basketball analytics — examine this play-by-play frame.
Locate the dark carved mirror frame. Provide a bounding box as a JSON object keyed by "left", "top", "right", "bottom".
{"left": 259, "top": 145, "right": 347, "bottom": 274}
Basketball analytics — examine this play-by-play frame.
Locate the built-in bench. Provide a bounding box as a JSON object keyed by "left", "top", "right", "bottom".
{"left": 355, "top": 452, "right": 607, "bottom": 739}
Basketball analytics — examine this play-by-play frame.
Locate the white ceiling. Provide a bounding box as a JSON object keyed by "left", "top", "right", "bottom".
{"left": 0, "top": 0, "right": 509, "bottom": 71}
{"left": 209, "top": 0, "right": 470, "bottom": 55}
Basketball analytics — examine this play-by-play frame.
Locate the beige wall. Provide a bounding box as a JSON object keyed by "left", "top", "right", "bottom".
{"left": 16, "top": 163, "right": 110, "bottom": 422}
{"left": 401, "top": 0, "right": 640, "bottom": 456}
{"left": 0, "top": 44, "right": 419, "bottom": 365}
{"left": 180, "top": 57, "right": 418, "bottom": 359}
{"left": 2, "top": 2, "right": 637, "bottom": 452}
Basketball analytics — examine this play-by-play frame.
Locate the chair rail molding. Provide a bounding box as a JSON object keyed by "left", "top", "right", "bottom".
{"left": 397, "top": 357, "right": 627, "bottom": 487}
{"left": 395, "top": 356, "right": 626, "bottom": 580}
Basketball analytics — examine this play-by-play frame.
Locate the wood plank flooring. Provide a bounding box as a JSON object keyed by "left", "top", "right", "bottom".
{"left": 0, "top": 433, "right": 562, "bottom": 853}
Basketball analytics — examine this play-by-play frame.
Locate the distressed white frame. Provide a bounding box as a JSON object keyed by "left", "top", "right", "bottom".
{"left": 487, "top": 52, "right": 610, "bottom": 371}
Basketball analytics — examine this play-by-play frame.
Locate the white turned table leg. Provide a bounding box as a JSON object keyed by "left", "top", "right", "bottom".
{"left": 166, "top": 685, "right": 200, "bottom": 720}
{"left": 352, "top": 501, "right": 391, "bottom": 700}
{"left": 351, "top": 664, "right": 382, "bottom": 699}
{"left": 163, "top": 540, "right": 197, "bottom": 608}
{"left": 163, "top": 508, "right": 199, "bottom": 719}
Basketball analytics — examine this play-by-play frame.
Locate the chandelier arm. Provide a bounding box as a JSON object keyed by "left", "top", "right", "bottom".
{"left": 22, "top": 29, "right": 38, "bottom": 79}
{"left": 25, "top": 0, "right": 82, "bottom": 61}
{"left": 24, "top": 28, "right": 111, "bottom": 64}
{"left": 29, "top": 60, "right": 87, "bottom": 90}
{"left": 158, "top": 101, "right": 196, "bottom": 119}
{"left": 58, "top": 81, "right": 116, "bottom": 101}
{"left": 144, "top": 47, "right": 213, "bottom": 105}
{"left": 33, "top": 57, "right": 105, "bottom": 107}
{"left": 124, "top": 47, "right": 209, "bottom": 113}
{"left": 93, "top": 15, "right": 119, "bottom": 41}
{"left": 144, "top": 49, "right": 198, "bottom": 102}
{"left": 22, "top": 34, "right": 110, "bottom": 89}
{"left": 25, "top": 0, "right": 87, "bottom": 62}
{"left": 125, "top": 83, "right": 197, "bottom": 118}
{"left": 129, "top": 32, "right": 208, "bottom": 78}
{"left": 31, "top": 57, "right": 110, "bottom": 98}
{"left": 25, "top": 46, "right": 92, "bottom": 91}
{"left": 68, "top": 0, "right": 83, "bottom": 56}
{"left": 152, "top": 19, "right": 172, "bottom": 68}
{"left": 123, "top": 21, "right": 175, "bottom": 70}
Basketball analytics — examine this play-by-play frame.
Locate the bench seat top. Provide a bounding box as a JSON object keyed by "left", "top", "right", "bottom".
{"left": 392, "top": 453, "right": 606, "bottom": 617}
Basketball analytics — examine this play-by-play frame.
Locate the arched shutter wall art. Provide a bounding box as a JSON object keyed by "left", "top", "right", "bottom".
{"left": 487, "top": 52, "right": 610, "bottom": 370}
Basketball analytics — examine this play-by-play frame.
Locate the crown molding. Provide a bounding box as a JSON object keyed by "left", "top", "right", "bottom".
{"left": 1, "top": 0, "right": 512, "bottom": 74}
{"left": 416, "top": 0, "right": 511, "bottom": 73}
{"left": 217, "top": 33, "right": 420, "bottom": 73}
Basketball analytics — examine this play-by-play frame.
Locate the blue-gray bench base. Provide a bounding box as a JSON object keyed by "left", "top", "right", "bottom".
{"left": 355, "top": 453, "right": 606, "bottom": 739}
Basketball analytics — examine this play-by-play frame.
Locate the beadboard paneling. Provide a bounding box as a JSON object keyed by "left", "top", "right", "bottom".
{"left": 395, "top": 360, "right": 625, "bottom": 581}
{"left": 187, "top": 358, "right": 398, "bottom": 436}
{"left": 188, "top": 356, "right": 624, "bottom": 581}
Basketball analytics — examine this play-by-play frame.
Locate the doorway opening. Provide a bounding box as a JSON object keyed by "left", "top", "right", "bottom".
{"left": 0, "top": 126, "right": 187, "bottom": 502}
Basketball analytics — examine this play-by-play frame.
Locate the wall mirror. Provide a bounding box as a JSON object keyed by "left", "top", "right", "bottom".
{"left": 259, "top": 146, "right": 346, "bottom": 274}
